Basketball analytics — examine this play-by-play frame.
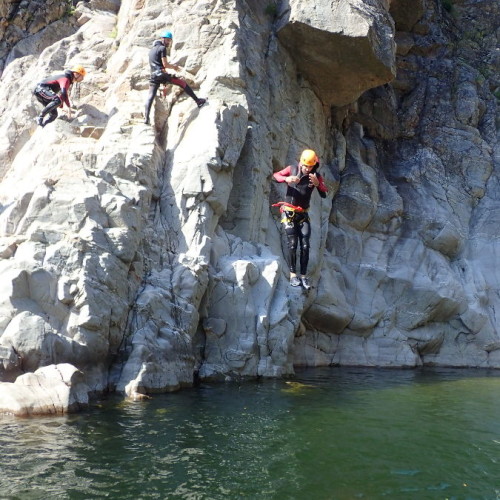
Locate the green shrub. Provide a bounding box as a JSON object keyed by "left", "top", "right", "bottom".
{"left": 442, "top": 0, "right": 453, "bottom": 13}
{"left": 66, "top": 0, "right": 75, "bottom": 16}
{"left": 265, "top": 2, "right": 278, "bottom": 17}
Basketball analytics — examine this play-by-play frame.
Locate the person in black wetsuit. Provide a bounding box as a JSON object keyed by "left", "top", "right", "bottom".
{"left": 33, "top": 65, "right": 86, "bottom": 127}
{"left": 144, "top": 30, "right": 207, "bottom": 125}
{"left": 273, "top": 149, "right": 328, "bottom": 290}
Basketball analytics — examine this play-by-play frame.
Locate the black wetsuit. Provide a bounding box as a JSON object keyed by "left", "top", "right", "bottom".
{"left": 144, "top": 40, "right": 201, "bottom": 123}
{"left": 33, "top": 71, "right": 74, "bottom": 126}
{"left": 273, "top": 164, "right": 328, "bottom": 275}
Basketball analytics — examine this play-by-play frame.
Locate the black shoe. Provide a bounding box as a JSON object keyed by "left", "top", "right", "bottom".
{"left": 37, "top": 116, "right": 45, "bottom": 127}
{"left": 196, "top": 98, "right": 207, "bottom": 108}
{"left": 144, "top": 118, "right": 150, "bottom": 125}
{"left": 301, "top": 276, "right": 311, "bottom": 290}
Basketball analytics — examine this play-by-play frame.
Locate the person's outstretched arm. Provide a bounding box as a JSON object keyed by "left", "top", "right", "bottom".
{"left": 274, "top": 166, "right": 299, "bottom": 184}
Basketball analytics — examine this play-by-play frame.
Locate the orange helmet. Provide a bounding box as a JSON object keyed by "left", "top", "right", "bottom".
{"left": 300, "top": 149, "right": 319, "bottom": 167}
{"left": 70, "top": 65, "right": 86, "bottom": 77}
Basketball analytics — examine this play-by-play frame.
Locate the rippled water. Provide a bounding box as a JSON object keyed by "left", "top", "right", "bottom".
{"left": 1, "top": 367, "right": 500, "bottom": 499}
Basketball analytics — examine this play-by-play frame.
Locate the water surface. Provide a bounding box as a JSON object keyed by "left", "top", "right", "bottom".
{"left": 1, "top": 367, "right": 500, "bottom": 499}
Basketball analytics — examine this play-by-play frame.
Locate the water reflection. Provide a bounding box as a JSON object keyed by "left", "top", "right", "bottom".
{"left": 1, "top": 368, "right": 500, "bottom": 499}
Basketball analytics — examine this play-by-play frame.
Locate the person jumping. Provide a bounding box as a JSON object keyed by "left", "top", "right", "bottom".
{"left": 144, "top": 30, "right": 207, "bottom": 125}
{"left": 33, "top": 65, "right": 86, "bottom": 127}
{"left": 273, "top": 149, "right": 328, "bottom": 290}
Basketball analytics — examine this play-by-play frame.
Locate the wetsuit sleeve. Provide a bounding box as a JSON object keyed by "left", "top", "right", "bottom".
{"left": 273, "top": 166, "right": 292, "bottom": 183}
{"left": 316, "top": 174, "right": 328, "bottom": 198}
{"left": 57, "top": 76, "right": 72, "bottom": 107}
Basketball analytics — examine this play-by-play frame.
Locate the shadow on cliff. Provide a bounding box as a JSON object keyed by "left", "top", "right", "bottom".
{"left": 74, "top": 103, "right": 111, "bottom": 129}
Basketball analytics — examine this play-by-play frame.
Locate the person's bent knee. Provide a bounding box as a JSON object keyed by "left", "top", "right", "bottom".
{"left": 45, "top": 97, "right": 61, "bottom": 111}
{"left": 170, "top": 76, "right": 187, "bottom": 89}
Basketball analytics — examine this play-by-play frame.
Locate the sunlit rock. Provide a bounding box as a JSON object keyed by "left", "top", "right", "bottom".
{"left": 0, "top": 0, "right": 498, "bottom": 413}
{"left": 276, "top": 0, "right": 396, "bottom": 105}
{"left": 0, "top": 363, "right": 90, "bottom": 416}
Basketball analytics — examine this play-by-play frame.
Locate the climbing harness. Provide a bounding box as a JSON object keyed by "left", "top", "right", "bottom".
{"left": 272, "top": 201, "right": 309, "bottom": 225}
{"left": 272, "top": 201, "right": 307, "bottom": 213}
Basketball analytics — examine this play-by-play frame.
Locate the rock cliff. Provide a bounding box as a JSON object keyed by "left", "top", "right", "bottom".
{"left": 0, "top": 0, "right": 498, "bottom": 411}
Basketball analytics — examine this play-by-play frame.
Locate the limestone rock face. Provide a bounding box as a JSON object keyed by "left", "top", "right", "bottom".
{"left": 0, "top": 0, "right": 73, "bottom": 73}
{"left": 0, "top": 363, "right": 90, "bottom": 416}
{"left": 0, "top": 0, "right": 498, "bottom": 411}
{"left": 276, "top": 0, "right": 397, "bottom": 105}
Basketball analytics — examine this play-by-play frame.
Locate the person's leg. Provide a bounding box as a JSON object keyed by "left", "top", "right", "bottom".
{"left": 34, "top": 93, "right": 49, "bottom": 107}
{"left": 43, "top": 109, "right": 59, "bottom": 126}
{"left": 39, "top": 98, "right": 61, "bottom": 126}
{"left": 144, "top": 82, "right": 160, "bottom": 124}
{"left": 298, "top": 217, "right": 312, "bottom": 289}
{"left": 34, "top": 92, "right": 50, "bottom": 126}
{"left": 170, "top": 76, "right": 206, "bottom": 107}
{"left": 285, "top": 223, "right": 301, "bottom": 286}
{"left": 34, "top": 86, "right": 60, "bottom": 126}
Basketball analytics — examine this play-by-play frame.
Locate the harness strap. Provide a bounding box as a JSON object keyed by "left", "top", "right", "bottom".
{"left": 34, "top": 85, "right": 58, "bottom": 101}
{"left": 272, "top": 201, "right": 308, "bottom": 213}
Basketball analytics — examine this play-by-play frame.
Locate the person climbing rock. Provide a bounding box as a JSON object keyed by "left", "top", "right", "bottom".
{"left": 144, "top": 30, "right": 207, "bottom": 125}
{"left": 33, "top": 65, "right": 86, "bottom": 127}
{"left": 273, "top": 149, "right": 328, "bottom": 290}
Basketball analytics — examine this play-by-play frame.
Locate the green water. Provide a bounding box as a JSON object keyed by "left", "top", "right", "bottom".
{"left": 1, "top": 367, "right": 500, "bottom": 499}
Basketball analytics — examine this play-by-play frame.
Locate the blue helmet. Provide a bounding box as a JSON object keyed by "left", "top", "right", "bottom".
{"left": 161, "top": 30, "right": 173, "bottom": 39}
